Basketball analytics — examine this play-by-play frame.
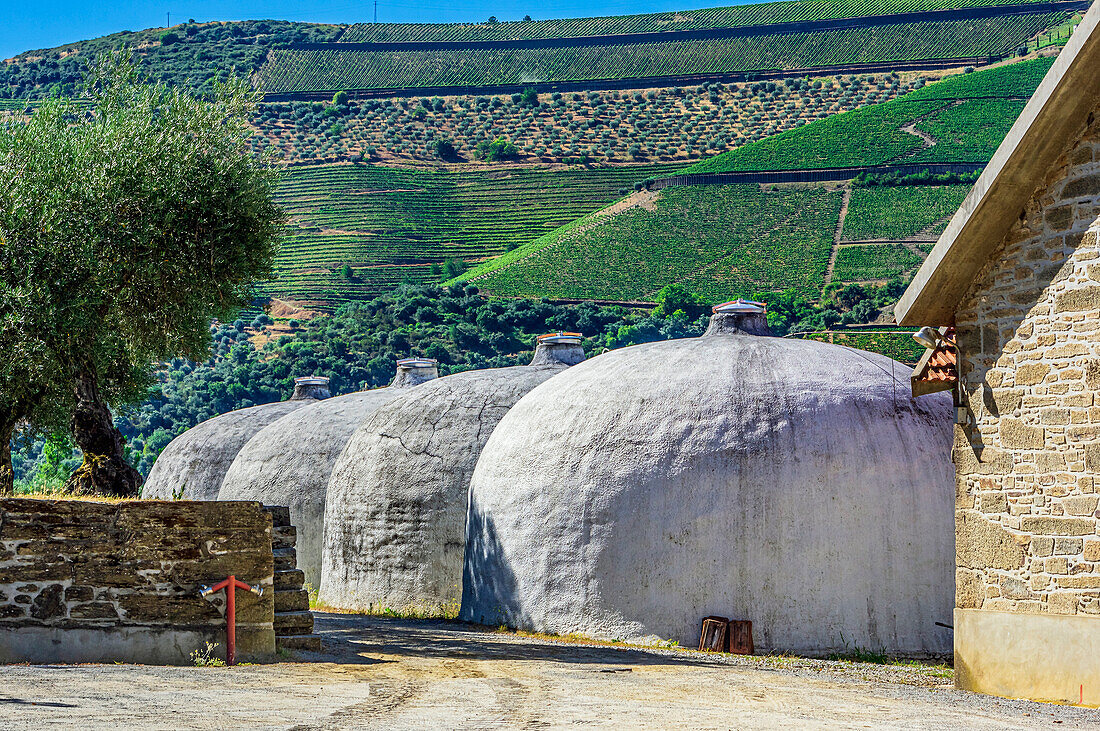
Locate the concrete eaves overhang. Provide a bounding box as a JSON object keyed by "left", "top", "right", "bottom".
{"left": 895, "top": 1, "right": 1100, "bottom": 327}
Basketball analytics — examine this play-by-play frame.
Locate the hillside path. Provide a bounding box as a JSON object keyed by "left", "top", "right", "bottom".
{"left": 823, "top": 187, "right": 852, "bottom": 291}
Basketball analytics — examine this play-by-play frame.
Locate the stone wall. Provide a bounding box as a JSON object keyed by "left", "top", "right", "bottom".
{"left": 0, "top": 499, "right": 275, "bottom": 665}
{"left": 952, "top": 103, "right": 1100, "bottom": 703}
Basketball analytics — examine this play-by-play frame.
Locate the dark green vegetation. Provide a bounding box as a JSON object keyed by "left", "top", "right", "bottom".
{"left": 258, "top": 13, "right": 1058, "bottom": 93}
{"left": 841, "top": 184, "right": 971, "bottom": 239}
{"left": 13, "top": 285, "right": 706, "bottom": 488}
{"left": 682, "top": 56, "right": 1055, "bottom": 173}
{"left": 340, "top": 0, "right": 1056, "bottom": 42}
{"left": 462, "top": 184, "right": 843, "bottom": 301}
{"left": 0, "top": 21, "right": 340, "bottom": 99}
{"left": 253, "top": 73, "right": 924, "bottom": 165}
{"left": 270, "top": 163, "right": 682, "bottom": 308}
{"left": 0, "top": 54, "right": 283, "bottom": 496}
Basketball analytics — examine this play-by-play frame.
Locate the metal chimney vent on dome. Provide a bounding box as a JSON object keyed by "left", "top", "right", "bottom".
{"left": 712, "top": 299, "right": 766, "bottom": 315}
{"left": 707, "top": 299, "right": 770, "bottom": 336}
{"left": 397, "top": 358, "right": 438, "bottom": 369}
{"left": 291, "top": 375, "right": 331, "bottom": 400}
{"left": 536, "top": 331, "right": 583, "bottom": 345}
{"left": 392, "top": 357, "right": 440, "bottom": 388}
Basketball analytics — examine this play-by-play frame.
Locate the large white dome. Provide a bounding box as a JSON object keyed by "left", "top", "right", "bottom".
{"left": 460, "top": 311, "right": 955, "bottom": 656}
{"left": 218, "top": 360, "right": 439, "bottom": 588}
{"left": 142, "top": 377, "right": 331, "bottom": 501}
{"left": 319, "top": 337, "right": 585, "bottom": 613}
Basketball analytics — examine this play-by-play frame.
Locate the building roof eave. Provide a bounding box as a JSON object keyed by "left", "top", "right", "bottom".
{"left": 895, "top": 3, "right": 1100, "bottom": 327}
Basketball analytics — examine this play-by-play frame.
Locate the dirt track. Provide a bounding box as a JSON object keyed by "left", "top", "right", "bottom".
{"left": 2, "top": 614, "right": 1099, "bottom": 730}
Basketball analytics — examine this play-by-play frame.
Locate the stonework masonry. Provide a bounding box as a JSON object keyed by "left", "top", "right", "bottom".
{"left": 953, "top": 105, "right": 1100, "bottom": 623}
{"left": 0, "top": 499, "right": 275, "bottom": 664}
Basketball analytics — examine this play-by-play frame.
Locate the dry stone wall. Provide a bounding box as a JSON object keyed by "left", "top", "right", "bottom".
{"left": 0, "top": 499, "right": 275, "bottom": 664}
{"left": 954, "top": 105, "right": 1100, "bottom": 618}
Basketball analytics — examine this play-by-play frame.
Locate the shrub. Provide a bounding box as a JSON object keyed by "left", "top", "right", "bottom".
{"left": 332, "top": 90, "right": 349, "bottom": 106}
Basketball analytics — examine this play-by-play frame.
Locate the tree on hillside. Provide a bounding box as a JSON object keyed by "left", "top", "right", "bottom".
{"left": 0, "top": 50, "right": 285, "bottom": 496}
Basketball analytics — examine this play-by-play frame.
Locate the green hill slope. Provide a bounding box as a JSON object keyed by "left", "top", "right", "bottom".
{"left": 339, "top": 0, "right": 1059, "bottom": 43}
{"left": 266, "top": 163, "right": 682, "bottom": 308}
{"left": 259, "top": 13, "right": 1059, "bottom": 94}
{"left": 680, "top": 55, "right": 1054, "bottom": 172}
{"left": 458, "top": 55, "right": 1057, "bottom": 303}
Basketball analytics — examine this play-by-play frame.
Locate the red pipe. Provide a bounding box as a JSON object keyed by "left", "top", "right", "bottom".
{"left": 200, "top": 575, "right": 263, "bottom": 666}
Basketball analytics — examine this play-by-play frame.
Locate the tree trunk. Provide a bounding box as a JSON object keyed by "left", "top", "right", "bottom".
{"left": 0, "top": 417, "right": 14, "bottom": 497}
{"left": 64, "top": 367, "right": 141, "bottom": 497}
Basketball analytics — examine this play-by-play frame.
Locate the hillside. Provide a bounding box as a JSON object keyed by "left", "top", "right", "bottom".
{"left": 258, "top": 11, "right": 1062, "bottom": 95}
{"left": 457, "top": 56, "right": 1055, "bottom": 303}
{"left": 0, "top": 20, "right": 339, "bottom": 98}
{"left": 681, "top": 54, "right": 1054, "bottom": 172}
{"left": 266, "top": 163, "right": 682, "bottom": 309}
{"left": 254, "top": 71, "right": 932, "bottom": 166}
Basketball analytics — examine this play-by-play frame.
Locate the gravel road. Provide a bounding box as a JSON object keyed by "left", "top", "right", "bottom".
{"left": 2, "top": 613, "right": 1098, "bottom": 730}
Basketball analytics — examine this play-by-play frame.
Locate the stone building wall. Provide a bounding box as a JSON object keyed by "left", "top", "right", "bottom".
{"left": 0, "top": 499, "right": 275, "bottom": 664}
{"left": 953, "top": 105, "right": 1100, "bottom": 619}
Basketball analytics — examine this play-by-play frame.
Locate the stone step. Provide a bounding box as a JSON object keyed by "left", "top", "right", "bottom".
{"left": 273, "top": 547, "right": 297, "bottom": 572}
{"left": 264, "top": 505, "right": 291, "bottom": 528}
{"left": 274, "top": 569, "right": 305, "bottom": 591}
{"left": 274, "top": 610, "right": 314, "bottom": 636}
{"left": 277, "top": 634, "right": 322, "bottom": 653}
{"left": 275, "top": 589, "right": 310, "bottom": 613}
{"left": 272, "top": 525, "right": 297, "bottom": 550}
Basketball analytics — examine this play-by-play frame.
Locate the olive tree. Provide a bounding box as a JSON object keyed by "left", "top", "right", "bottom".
{"left": 0, "top": 51, "right": 285, "bottom": 496}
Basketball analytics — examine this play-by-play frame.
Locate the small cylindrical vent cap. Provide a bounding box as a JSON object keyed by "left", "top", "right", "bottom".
{"left": 392, "top": 357, "right": 440, "bottom": 388}
{"left": 712, "top": 299, "right": 766, "bottom": 315}
{"left": 291, "top": 375, "right": 331, "bottom": 400}
{"left": 536, "top": 331, "right": 583, "bottom": 346}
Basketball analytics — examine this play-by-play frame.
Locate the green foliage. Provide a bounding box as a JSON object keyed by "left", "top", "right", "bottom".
{"left": 339, "top": 0, "right": 1058, "bottom": 42}
{"left": 654, "top": 283, "right": 711, "bottom": 318}
{"left": 441, "top": 258, "right": 467, "bottom": 279}
{"left": 332, "top": 90, "right": 349, "bottom": 106}
{"left": 0, "top": 50, "right": 284, "bottom": 495}
{"left": 684, "top": 100, "right": 947, "bottom": 172}
{"left": 831, "top": 244, "right": 923, "bottom": 282}
{"left": 0, "top": 20, "right": 341, "bottom": 99}
{"left": 904, "top": 56, "right": 1055, "bottom": 99}
{"left": 259, "top": 13, "right": 1059, "bottom": 93}
{"left": 474, "top": 137, "right": 518, "bottom": 161}
{"left": 842, "top": 185, "right": 971, "bottom": 240}
{"left": 269, "top": 163, "right": 681, "bottom": 307}
{"left": 683, "top": 56, "right": 1054, "bottom": 175}
{"left": 908, "top": 98, "right": 1028, "bottom": 163}
{"left": 470, "top": 184, "right": 842, "bottom": 301}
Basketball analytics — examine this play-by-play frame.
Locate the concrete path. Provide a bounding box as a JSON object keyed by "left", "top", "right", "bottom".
{"left": 2, "top": 613, "right": 1099, "bottom": 730}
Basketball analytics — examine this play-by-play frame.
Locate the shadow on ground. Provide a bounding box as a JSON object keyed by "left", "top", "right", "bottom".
{"left": 311, "top": 612, "right": 722, "bottom": 669}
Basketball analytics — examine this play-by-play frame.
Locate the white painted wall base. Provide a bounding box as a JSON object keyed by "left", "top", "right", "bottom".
{"left": 955, "top": 608, "right": 1100, "bottom": 706}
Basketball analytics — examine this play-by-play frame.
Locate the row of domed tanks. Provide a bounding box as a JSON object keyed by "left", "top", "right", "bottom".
{"left": 145, "top": 300, "right": 955, "bottom": 656}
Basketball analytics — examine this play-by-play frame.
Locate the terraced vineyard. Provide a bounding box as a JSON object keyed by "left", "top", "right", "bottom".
{"left": 254, "top": 72, "right": 931, "bottom": 166}
{"left": 339, "top": 0, "right": 1059, "bottom": 43}
{"left": 267, "top": 163, "right": 681, "bottom": 308}
{"left": 831, "top": 243, "right": 924, "bottom": 281}
{"left": 462, "top": 184, "right": 842, "bottom": 301}
{"left": 682, "top": 56, "right": 1055, "bottom": 173}
{"left": 841, "top": 184, "right": 972, "bottom": 239}
{"left": 257, "top": 13, "right": 1060, "bottom": 93}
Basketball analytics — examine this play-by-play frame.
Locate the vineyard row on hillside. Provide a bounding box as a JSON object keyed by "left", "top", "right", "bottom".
{"left": 682, "top": 56, "right": 1054, "bottom": 173}
{"left": 339, "top": 0, "right": 1065, "bottom": 43}
{"left": 257, "top": 13, "right": 1060, "bottom": 92}
{"left": 252, "top": 72, "right": 932, "bottom": 166}
{"left": 264, "top": 163, "right": 682, "bottom": 307}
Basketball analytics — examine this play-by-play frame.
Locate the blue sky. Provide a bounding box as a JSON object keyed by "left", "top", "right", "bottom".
{"left": 0, "top": 0, "right": 741, "bottom": 60}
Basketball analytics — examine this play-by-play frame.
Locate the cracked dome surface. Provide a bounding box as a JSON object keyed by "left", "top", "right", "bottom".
{"left": 460, "top": 315, "right": 955, "bottom": 656}
{"left": 142, "top": 400, "right": 311, "bottom": 501}
{"left": 319, "top": 343, "right": 583, "bottom": 612}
